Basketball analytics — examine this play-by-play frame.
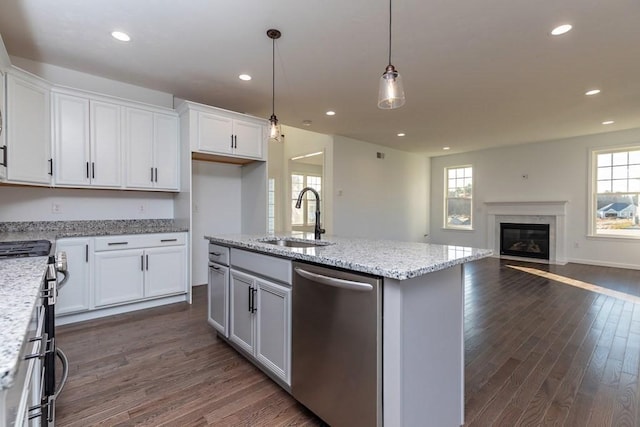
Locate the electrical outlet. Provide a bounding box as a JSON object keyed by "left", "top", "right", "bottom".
{"left": 138, "top": 203, "right": 146, "bottom": 214}
{"left": 51, "top": 202, "right": 63, "bottom": 214}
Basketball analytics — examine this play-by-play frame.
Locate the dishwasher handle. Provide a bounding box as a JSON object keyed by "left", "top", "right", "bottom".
{"left": 294, "top": 267, "right": 373, "bottom": 292}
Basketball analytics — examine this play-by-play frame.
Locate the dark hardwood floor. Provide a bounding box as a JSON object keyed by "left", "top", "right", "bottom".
{"left": 56, "top": 258, "right": 640, "bottom": 426}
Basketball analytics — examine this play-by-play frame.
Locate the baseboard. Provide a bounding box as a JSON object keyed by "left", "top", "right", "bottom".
{"left": 566, "top": 257, "right": 640, "bottom": 271}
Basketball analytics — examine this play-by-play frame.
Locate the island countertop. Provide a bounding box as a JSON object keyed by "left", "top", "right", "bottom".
{"left": 205, "top": 234, "right": 493, "bottom": 280}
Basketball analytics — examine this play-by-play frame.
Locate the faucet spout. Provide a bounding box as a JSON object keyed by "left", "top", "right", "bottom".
{"left": 295, "top": 187, "right": 325, "bottom": 240}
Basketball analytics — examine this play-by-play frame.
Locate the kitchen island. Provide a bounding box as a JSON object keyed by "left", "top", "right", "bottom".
{"left": 205, "top": 233, "right": 492, "bottom": 427}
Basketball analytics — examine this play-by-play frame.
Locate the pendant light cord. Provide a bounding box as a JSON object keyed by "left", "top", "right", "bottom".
{"left": 272, "top": 37, "right": 276, "bottom": 116}
{"left": 388, "top": 0, "right": 392, "bottom": 66}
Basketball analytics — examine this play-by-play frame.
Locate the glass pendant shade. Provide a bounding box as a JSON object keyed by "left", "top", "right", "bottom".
{"left": 269, "top": 114, "right": 282, "bottom": 143}
{"left": 378, "top": 64, "right": 405, "bottom": 109}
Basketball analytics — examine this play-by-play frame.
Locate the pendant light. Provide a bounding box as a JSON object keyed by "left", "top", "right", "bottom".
{"left": 377, "top": 0, "right": 406, "bottom": 109}
{"left": 267, "top": 29, "right": 283, "bottom": 142}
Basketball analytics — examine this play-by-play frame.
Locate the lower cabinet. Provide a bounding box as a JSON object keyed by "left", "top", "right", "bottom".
{"left": 208, "top": 262, "right": 229, "bottom": 337}
{"left": 229, "top": 269, "right": 291, "bottom": 385}
{"left": 55, "top": 233, "right": 188, "bottom": 321}
{"left": 55, "top": 237, "right": 91, "bottom": 315}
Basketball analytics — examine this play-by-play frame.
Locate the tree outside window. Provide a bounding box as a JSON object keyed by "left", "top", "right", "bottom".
{"left": 592, "top": 148, "right": 640, "bottom": 237}
{"left": 445, "top": 166, "right": 472, "bottom": 229}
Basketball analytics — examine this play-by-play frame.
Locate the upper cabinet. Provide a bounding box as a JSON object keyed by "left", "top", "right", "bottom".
{"left": 124, "top": 107, "right": 179, "bottom": 191}
{"left": 178, "top": 101, "right": 266, "bottom": 162}
{"left": 4, "top": 69, "right": 52, "bottom": 186}
{"left": 52, "top": 90, "right": 122, "bottom": 188}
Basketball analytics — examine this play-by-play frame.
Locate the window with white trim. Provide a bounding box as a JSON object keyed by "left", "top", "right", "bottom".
{"left": 291, "top": 173, "right": 321, "bottom": 229}
{"left": 591, "top": 147, "right": 640, "bottom": 238}
{"left": 445, "top": 166, "right": 473, "bottom": 229}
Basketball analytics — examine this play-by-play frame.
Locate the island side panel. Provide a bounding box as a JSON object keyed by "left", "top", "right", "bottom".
{"left": 383, "top": 264, "right": 464, "bottom": 427}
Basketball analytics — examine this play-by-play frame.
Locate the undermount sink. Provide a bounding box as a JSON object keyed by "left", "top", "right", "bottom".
{"left": 260, "top": 238, "right": 331, "bottom": 248}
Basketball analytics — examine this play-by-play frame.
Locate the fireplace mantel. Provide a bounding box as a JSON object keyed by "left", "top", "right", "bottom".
{"left": 485, "top": 201, "right": 568, "bottom": 264}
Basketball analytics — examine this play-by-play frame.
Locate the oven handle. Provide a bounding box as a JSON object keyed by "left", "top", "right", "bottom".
{"left": 52, "top": 347, "right": 69, "bottom": 400}
{"left": 57, "top": 270, "right": 69, "bottom": 289}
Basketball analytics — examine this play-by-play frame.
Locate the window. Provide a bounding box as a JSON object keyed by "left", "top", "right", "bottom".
{"left": 268, "top": 178, "right": 275, "bottom": 233}
{"left": 291, "top": 173, "right": 321, "bottom": 228}
{"left": 591, "top": 147, "right": 640, "bottom": 238}
{"left": 445, "top": 166, "right": 473, "bottom": 229}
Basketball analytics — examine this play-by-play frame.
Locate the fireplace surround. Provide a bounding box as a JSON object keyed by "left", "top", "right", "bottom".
{"left": 485, "top": 201, "right": 568, "bottom": 264}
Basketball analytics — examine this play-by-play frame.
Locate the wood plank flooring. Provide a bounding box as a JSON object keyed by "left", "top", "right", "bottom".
{"left": 56, "top": 258, "right": 640, "bottom": 426}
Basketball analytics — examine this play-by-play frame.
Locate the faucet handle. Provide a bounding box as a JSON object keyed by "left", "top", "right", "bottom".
{"left": 320, "top": 228, "right": 326, "bottom": 234}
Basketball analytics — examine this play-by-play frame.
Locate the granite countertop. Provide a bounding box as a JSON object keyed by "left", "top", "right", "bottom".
{"left": 205, "top": 234, "right": 493, "bottom": 280}
{"left": 0, "top": 256, "right": 49, "bottom": 390}
{"left": 0, "top": 219, "right": 189, "bottom": 391}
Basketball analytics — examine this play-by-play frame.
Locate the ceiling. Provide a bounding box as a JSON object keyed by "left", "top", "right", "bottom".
{"left": 1, "top": 0, "right": 639, "bottom": 156}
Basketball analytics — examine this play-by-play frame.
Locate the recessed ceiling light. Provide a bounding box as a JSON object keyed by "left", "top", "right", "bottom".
{"left": 585, "top": 89, "right": 601, "bottom": 96}
{"left": 326, "top": 111, "right": 336, "bottom": 116}
{"left": 111, "top": 31, "right": 131, "bottom": 42}
{"left": 550, "top": 24, "right": 572, "bottom": 36}
{"left": 443, "top": 147, "right": 451, "bottom": 150}
{"left": 238, "top": 74, "right": 252, "bottom": 81}
{"left": 397, "top": 133, "right": 406, "bottom": 137}
{"left": 602, "top": 120, "right": 615, "bottom": 125}
{"left": 302, "top": 120, "right": 312, "bottom": 126}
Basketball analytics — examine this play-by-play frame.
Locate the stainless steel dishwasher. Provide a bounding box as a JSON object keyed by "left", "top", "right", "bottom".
{"left": 292, "top": 261, "right": 382, "bottom": 427}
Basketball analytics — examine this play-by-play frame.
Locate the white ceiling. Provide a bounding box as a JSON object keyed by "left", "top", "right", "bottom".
{"left": 1, "top": 0, "right": 639, "bottom": 156}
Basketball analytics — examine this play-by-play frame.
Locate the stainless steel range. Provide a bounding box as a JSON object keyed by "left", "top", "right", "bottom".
{"left": 1, "top": 239, "right": 69, "bottom": 425}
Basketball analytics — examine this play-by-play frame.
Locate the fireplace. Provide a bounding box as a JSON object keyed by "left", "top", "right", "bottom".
{"left": 500, "top": 223, "right": 550, "bottom": 260}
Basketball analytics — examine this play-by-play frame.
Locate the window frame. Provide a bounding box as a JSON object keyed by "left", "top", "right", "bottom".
{"left": 588, "top": 145, "right": 640, "bottom": 240}
{"left": 291, "top": 172, "right": 322, "bottom": 229}
{"left": 443, "top": 165, "right": 473, "bottom": 230}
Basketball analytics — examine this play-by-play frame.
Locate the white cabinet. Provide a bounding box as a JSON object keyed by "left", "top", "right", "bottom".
{"left": 229, "top": 269, "right": 291, "bottom": 384}
{"left": 55, "top": 237, "right": 91, "bottom": 315}
{"left": 124, "top": 107, "right": 179, "bottom": 191}
{"left": 93, "top": 233, "right": 187, "bottom": 308}
{"left": 52, "top": 91, "right": 122, "bottom": 188}
{"left": 4, "top": 69, "right": 52, "bottom": 185}
{"left": 208, "top": 262, "right": 229, "bottom": 337}
{"left": 177, "top": 101, "right": 266, "bottom": 161}
{"left": 0, "top": 69, "right": 6, "bottom": 181}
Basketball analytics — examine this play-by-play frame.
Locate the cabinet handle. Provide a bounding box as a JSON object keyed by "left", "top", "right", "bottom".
{"left": 209, "top": 251, "right": 221, "bottom": 256}
{"left": 234, "top": 135, "right": 238, "bottom": 149}
{"left": 230, "top": 134, "right": 234, "bottom": 149}
{"left": 48, "top": 158, "right": 53, "bottom": 176}
{"left": 92, "top": 162, "right": 95, "bottom": 179}
{"left": 161, "top": 238, "right": 178, "bottom": 243}
{"left": 251, "top": 288, "right": 257, "bottom": 313}
{"left": 86, "top": 162, "right": 89, "bottom": 178}
{"left": 248, "top": 286, "right": 252, "bottom": 312}
{"left": 0, "top": 146, "right": 6, "bottom": 167}
{"left": 108, "top": 242, "right": 129, "bottom": 246}
{"left": 155, "top": 167, "right": 158, "bottom": 182}
{"left": 151, "top": 167, "right": 154, "bottom": 182}
{"left": 85, "top": 244, "right": 88, "bottom": 263}
{"left": 146, "top": 254, "right": 149, "bottom": 271}
{"left": 210, "top": 265, "right": 220, "bottom": 270}
{"left": 141, "top": 255, "right": 144, "bottom": 271}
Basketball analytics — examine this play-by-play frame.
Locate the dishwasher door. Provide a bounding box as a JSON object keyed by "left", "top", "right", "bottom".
{"left": 292, "top": 261, "right": 382, "bottom": 427}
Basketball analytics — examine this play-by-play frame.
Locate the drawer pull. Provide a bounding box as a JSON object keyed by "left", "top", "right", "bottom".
{"left": 209, "top": 252, "right": 222, "bottom": 256}
{"left": 161, "top": 238, "right": 178, "bottom": 243}
{"left": 108, "top": 242, "right": 129, "bottom": 246}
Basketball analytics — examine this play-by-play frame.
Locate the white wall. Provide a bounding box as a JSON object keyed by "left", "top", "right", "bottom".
{"left": 191, "top": 160, "right": 242, "bottom": 285}
{"left": 333, "top": 136, "right": 430, "bottom": 242}
{"left": 430, "top": 127, "right": 640, "bottom": 269}
{"left": 10, "top": 56, "right": 173, "bottom": 108}
{"left": 0, "top": 187, "right": 173, "bottom": 221}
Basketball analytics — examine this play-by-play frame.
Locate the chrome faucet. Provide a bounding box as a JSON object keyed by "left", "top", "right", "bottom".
{"left": 295, "top": 187, "right": 325, "bottom": 240}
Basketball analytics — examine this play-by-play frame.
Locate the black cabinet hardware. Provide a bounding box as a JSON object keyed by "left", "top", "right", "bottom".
{"left": 146, "top": 254, "right": 149, "bottom": 271}
{"left": 85, "top": 244, "right": 88, "bottom": 263}
{"left": 107, "top": 241, "right": 128, "bottom": 246}
{"left": 161, "top": 238, "right": 178, "bottom": 243}
{"left": 92, "top": 162, "right": 95, "bottom": 179}
{"left": 0, "top": 146, "right": 6, "bottom": 167}
{"left": 48, "top": 158, "right": 53, "bottom": 176}
{"left": 140, "top": 255, "right": 144, "bottom": 271}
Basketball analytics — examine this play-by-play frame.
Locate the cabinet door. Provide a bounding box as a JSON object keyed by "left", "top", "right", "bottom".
{"left": 0, "top": 69, "right": 5, "bottom": 180}
{"left": 208, "top": 263, "right": 229, "bottom": 337}
{"left": 6, "top": 72, "right": 51, "bottom": 185}
{"left": 233, "top": 119, "right": 264, "bottom": 159}
{"left": 52, "top": 93, "right": 90, "bottom": 186}
{"left": 94, "top": 249, "right": 145, "bottom": 307}
{"left": 153, "top": 113, "right": 179, "bottom": 190}
{"left": 144, "top": 246, "right": 187, "bottom": 298}
{"left": 255, "top": 279, "right": 291, "bottom": 384}
{"left": 198, "top": 112, "right": 233, "bottom": 154}
{"left": 229, "top": 270, "right": 255, "bottom": 355}
{"left": 124, "top": 107, "right": 154, "bottom": 189}
{"left": 55, "top": 238, "right": 91, "bottom": 315}
{"left": 90, "top": 100, "right": 122, "bottom": 187}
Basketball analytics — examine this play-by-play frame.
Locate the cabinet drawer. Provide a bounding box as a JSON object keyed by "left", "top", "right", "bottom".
{"left": 94, "top": 232, "right": 186, "bottom": 251}
{"left": 209, "top": 243, "right": 230, "bottom": 265}
{"left": 230, "top": 248, "right": 292, "bottom": 285}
